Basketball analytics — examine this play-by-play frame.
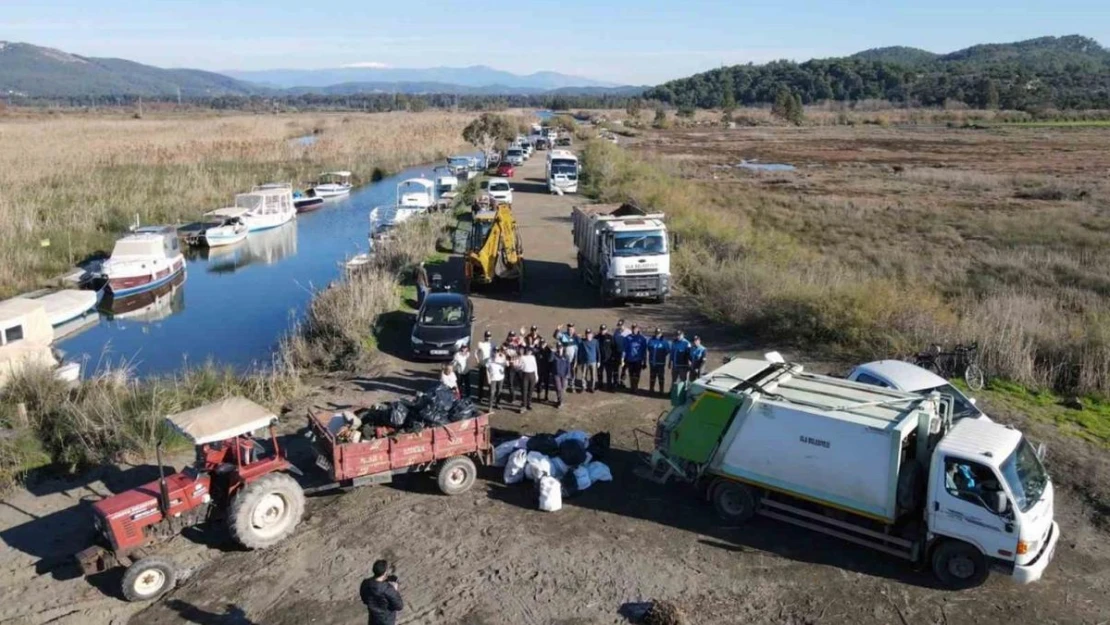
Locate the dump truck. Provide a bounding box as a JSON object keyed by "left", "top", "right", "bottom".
{"left": 464, "top": 203, "right": 524, "bottom": 293}
{"left": 571, "top": 203, "right": 671, "bottom": 303}
{"left": 641, "top": 356, "right": 1058, "bottom": 589}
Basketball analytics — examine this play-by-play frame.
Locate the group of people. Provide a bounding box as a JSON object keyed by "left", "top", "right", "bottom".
{"left": 438, "top": 318, "right": 707, "bottom": 411}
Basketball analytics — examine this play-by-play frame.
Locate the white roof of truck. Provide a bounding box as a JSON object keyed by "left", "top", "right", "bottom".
{"left": 699, "top": 358, "right": 930, "bottom": 432}
{"left": 934, "top": 416, "right": 1020, "bottom": 464}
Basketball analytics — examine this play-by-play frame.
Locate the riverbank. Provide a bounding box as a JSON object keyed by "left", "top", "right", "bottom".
{"left": 0, "top": 110, "right": 474, "bottom": 298}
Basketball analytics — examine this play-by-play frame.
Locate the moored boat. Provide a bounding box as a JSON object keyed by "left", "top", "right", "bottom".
{"left": 234, "top": 187, "right": 296, "bottom": 232}
{"left": 23, "top": 288, "right": 101, "bottom": 327}
{"left": 101, "top": 227, "right": 186, "bottom": 297}
{"left": 294, "top": 190, "right": 324, "bottom": 213}
{"left": 313, "top": 171, "right": 353, "bottom": 198}
{"left": 196, "top": 211, "right": 249, "bottom": 247}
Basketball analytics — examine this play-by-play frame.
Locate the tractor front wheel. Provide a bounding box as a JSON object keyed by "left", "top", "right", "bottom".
{"left": 121, "top": 556, "right": 176, "bottom": 602}
{"left": 227, "top": 473, "right": 306, "bottom": 550}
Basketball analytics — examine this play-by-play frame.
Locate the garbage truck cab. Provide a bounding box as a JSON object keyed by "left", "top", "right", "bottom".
{"left": 646, "top": 357, "right": 1058, "bottom": 589}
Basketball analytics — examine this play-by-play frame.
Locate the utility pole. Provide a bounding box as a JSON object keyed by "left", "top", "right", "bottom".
{"left": 138, "top": 96, "right": 143, "bottom": 118}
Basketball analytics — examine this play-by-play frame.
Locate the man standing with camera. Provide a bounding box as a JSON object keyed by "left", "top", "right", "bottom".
{"left": 360, "top": 559, "right": 404, "bottom": 625}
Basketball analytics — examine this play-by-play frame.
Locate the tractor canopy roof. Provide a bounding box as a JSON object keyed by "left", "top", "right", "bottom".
{"left": 166, "top": 397, "right": 276, "bottom": 445}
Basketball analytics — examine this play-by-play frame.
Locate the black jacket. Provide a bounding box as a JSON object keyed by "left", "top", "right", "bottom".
{"left": 361, "top": 579, "right": 404, "bottom": 625}
{"left": 597, "top": 333, "right": 618, "bottom": 363}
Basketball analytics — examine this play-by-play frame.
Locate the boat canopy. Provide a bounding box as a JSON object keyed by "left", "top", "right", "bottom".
{"left": 165, "top": 397, "right": 277, "bottom": 445}
{"left": 206, "top": 207, "right": 250, "bottom": 219}
{"left": 110, "top": 234, "right": 169, "bottom": 259}
{"left": 235, "top": 187, "right": 293, "bottom": 212}
{"left": 0, "top": 298, "right": 53, "bottom": 344}
{"left": 320, "top": 171, "right": 352, "bottom": 180}
{"left": 399, "top": 177, "right": 434, "bottom": 190}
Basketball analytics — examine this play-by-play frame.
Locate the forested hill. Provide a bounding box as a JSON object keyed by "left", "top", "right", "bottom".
{"left": 646, "top": 35, "right": 1110, "bottom": 110}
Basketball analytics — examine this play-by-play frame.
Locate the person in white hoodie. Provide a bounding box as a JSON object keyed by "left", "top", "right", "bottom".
{"left": 452, "top": 345, "right": 472, "bottom": 398}
{"left": 475, "top": 330, "right": 493, "bottom": 403}
{"left": 485, "top": 347, "right": 507, "bottom": 410}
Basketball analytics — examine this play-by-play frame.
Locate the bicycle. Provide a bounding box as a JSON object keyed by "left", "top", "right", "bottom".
{"left": 913, "top": 342, "right": 986, "bottom": 391}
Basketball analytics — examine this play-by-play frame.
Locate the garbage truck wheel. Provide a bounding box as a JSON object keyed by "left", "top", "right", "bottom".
{"left": 712, "top": 480, "right": 757, "bottom": 522}
{"left": 931, "top": 540, "right": 989, "bottom": 589}
{"left": 121, "top": 556, "right": 176, "bottom": 602}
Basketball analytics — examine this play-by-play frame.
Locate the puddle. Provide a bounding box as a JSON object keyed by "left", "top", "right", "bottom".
{"left": 737, "top": 159, "right": 796, "bottom": 172}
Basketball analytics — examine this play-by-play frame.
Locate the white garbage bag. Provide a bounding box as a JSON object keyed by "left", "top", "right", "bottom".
{"left": 587, "top": 461, "right": 613, "bottom": 483}
{"left": 554, "top": 430, "right": 589, "bottom": 446}
{"left": 538, "top": 475, "right": 563, "bottom": 512}
{"left": 493, "top": 436, "right": 530, "bottom": 467}
{"left": 573, "top": 465, "right": 592, "bottom": 491}
{"left": 524, "top": 451, "right": 552, "bottom": 482}
{"left": 548, "top": 456, "right": 569, "bottom": 479}
{"left": 504, "top": 449, "right": 528, "bottom": 484}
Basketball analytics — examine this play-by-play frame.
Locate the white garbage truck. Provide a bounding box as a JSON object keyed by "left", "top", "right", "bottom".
{"left": 643, "top": 356, "right": 1058, "bottom": 589}
{"left": 571, "top": 203, "right": 671, "bottom": 303}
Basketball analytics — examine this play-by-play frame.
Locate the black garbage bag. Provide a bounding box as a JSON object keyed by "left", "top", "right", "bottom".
{"left": 448, "top": 398, "right": 476, "bottom": 422}
{"left": 431, "top": 383, "right": 456, "bottom": 412}
{"left": 560, "top": 471, "right": 579, "bottom": 499}
{"left": 559, "top": 439, "right": 587, "bottom": 466}
{"left": 526, "top": 433, "right": 559, "bottom": 456}
{"left": 388, "top": 402, "right": 409, "bottom": 428}
{"left": 587, "top": 431, "right": 611, "bottom": 461}
{"left": 420, "top": 407, "right": 450, "bottom": 426}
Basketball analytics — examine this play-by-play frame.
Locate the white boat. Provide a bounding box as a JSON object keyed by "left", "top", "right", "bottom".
{"left": 0, "top": 298, "right": 82, "bottom": 388}
{"left": 197, "top": 210, "right": 249, "bottom": 247}
{"left": 102, "top": 227, "right": 186, "bottom": 297}
{"left": 397, "top": 177, "right": 435, "bottom": 210}
{"left": 103, "top": 271, "right": 186, "bottom": 323}
{"left": 231, "top": 187, "right": 296, "bottom": 232}
{"left": 345, "top": 253, "right": 373, "bottom": 275}
{"left": 23, "top": 289, "right": 100, "bottom": 327}
{"left": 313, "top": 171, "right": 353, "bottom": 198}
{"left": 369, "top": 204, "right": 422, "bottom": 234}
{"left": 434, "top": 166, "right": 459, "bottom": 199}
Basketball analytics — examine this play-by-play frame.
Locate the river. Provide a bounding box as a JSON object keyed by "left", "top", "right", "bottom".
{"left": 58, "top": 161, "right": 452, "bottom": 377}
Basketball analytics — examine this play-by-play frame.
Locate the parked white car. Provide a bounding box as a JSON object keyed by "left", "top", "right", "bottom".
{"left": 504, "top": 148, "right": 525, "bottom": 166}
{"left": 484, "top": 177, "right": 513, "bottom": 204}
{"left": 847, "top": 360, "right": 988, "bottom": 421}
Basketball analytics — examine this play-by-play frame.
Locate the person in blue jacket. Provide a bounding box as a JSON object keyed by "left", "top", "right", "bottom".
{"left": 622, "top": 324, "right": 649, "bottom": 394}
{"left": 646, "top": 328, "right": 671, "bottom": 395}
{"left": 577, "top": 329, "right": 600, "bottom": 392}
{"left": 689, "top": 335, "right": 708, "bottom": 381}
{"left": 669, "top": 330, "right": 693, "bottom": 391}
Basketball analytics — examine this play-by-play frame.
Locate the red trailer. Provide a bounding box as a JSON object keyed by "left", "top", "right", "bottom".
{"left": 307, "top": 410, "right": 492, "bottom": 495}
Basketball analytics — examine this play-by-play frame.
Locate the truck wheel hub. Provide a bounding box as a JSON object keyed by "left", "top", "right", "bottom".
{"left": 447, "top": 467, "right": 467, "bottom": 485}
{"left": 251, "top": 493, "right": 288, "bottom": 537}
{"left": 947, "top": 555, "right": 975, "bottom": 579}
{"left": 134, "top": 569, "right": 165, "bottom": 595}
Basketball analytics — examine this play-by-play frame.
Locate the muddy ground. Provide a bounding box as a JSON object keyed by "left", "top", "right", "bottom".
{"left": 2, "top": 144, "right": 1109, "bottom": 625}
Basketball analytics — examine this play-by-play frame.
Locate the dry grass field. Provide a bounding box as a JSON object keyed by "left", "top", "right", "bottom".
{"left": 0, "top": 110, "right": 474, "bottom": 297}
{"left": 583, "top": 122, "right": 1110, "bottom": 399}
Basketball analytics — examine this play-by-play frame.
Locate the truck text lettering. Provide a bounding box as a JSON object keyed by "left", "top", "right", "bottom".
{"left": 800, "top": 436, "right": 831, "bottom": 449}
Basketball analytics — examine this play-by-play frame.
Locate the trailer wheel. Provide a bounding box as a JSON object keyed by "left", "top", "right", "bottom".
{"left": 712, "top": 480, "right": 757, "bottom": 523}
{"left": 931, "top": 540, "right": 989, "bottom": 589}
{"left": 228, "top": 473, "right": 305, "bottom": 550}
{"left": 436, "top": 456, "right": 477, "bottom": 496}
{"left": 121, "top": 556, "right": 176, "bottom": 602}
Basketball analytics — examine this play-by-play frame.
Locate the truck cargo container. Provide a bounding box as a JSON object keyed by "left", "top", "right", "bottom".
{"left": 571, "top": 204, "right": 671, "bottom": 303}
{"left": 643, "top": 357, "right": 1058, "bottom": 589}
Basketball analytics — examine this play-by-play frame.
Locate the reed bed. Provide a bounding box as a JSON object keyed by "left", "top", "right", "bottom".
{"left": 0, "top": 111, "right": 474, "bottom": 297}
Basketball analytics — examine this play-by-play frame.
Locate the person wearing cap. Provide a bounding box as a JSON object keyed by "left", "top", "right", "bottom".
{"left": 553, "top": 324, "right": 579, "bottom": 392}
{"left": 577, "top": 329, "right": 600, "bottom": 392}
{"left": 646, "top": 328, "right": 672, "bottom": 395}
{"left": 536, "top": 338, "right": 554, "bottom": 402}
{"left": 485, "top": 346, "right": 507, "bottom": 410}
{"left": 552, "top": 344, "right": 570, "bottom": 408}
{"left": 596, "top": 324, "right": 618, "bottom": 391}
{"left": 622, "top": 324, "right": 648, "bottom": 393}
{"left": 613, "top": 319, "right": 631, "bottom": 387}
{"left": 669, "top": 330, "right": 693, "bottom": 391}
{"left": 518, "top": 346, "right": 538, "bottom": 411}
{"left": 503, "top": 331, "right": 522, "bottom": 407}
{"left": 524, "top": 325, "right": 541, "bottom": 348}
{"left": 690, "top": 335, "right": 708, "bottom": 381}
{"left": 476, "top": 330, "right": 493, "bottom": 402}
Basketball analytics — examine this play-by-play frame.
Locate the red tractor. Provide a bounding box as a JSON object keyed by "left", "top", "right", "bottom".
{"left": 75, "top": 397, "right": 306, "bottom": 602}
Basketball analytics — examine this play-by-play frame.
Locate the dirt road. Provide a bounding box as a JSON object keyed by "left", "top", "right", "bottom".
{"left": 3, "top": 145, "right": 1109, "bottom": 625}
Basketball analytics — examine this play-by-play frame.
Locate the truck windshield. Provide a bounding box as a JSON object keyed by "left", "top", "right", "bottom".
{"left": 1000, "top": 437, "right": 1048, "bottom": 513}
{"left": 613, "top": 230, "right": 667, "bottom": 256}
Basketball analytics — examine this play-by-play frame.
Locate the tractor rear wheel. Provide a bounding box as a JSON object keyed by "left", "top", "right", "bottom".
{"left": 227, "top": 473, "right": 305, "bottom": 550}
{"left": 121, "top": 556, "right": 176, "bottom": 602}
{"left": 436, "top": 456, "right": 477, "bottom": 496}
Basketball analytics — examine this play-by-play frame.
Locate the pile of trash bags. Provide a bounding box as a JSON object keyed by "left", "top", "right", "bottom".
{"left": 494, "top": 429, "right": 613, "bottom": 513}
{"left": 356, "top": 384, "right": 478, "bottom": 438}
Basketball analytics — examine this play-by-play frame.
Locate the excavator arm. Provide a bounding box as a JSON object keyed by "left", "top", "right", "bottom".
{"left": 465, "top": 204, "right": 524, "bottom": 289}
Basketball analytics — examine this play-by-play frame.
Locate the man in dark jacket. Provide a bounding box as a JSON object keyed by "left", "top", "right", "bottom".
{"left": 596, "top": 324, "right": 617, "bottom": 391}
{"left": 578, "top": 329, "right": 600, "bottom": 392}
{"left": 622, "top": 324, "right": 648, "bottom": 394}
{"left": 646, "top": 328, "right": 671, "bottom": 395}
{"left": 552, "top": 345, "right": 570, "bottom": 408}
{"left": 360, "top": 559, "right": 403, "bottom": 625}
{"left": 669, "top": 330, "right": 693, "bottom": 391}
{"left": 536, "top": 338, "right": 553, "bottom": 402}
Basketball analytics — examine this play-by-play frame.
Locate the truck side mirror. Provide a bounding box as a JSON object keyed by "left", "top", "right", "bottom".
{"left": 983, "top": 490, "right": 1009, "bottom": 516}
{"left": 671, "top": 233, "right": 681, "bottom": 251}
{"left": 969, "top": 397, "right": 977, "bottom": 406}
{"left": 1035, "top": 442, "right": 1046, "bottom": 461}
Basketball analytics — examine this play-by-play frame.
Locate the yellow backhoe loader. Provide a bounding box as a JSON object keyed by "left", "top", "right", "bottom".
{"left": 464, "top": 203, "right": 524, "bottom": 294}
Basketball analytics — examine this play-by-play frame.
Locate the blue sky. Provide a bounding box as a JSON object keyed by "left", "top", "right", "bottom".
{"left": 1, "top": 0, "right": 1106, "bottom": 84}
